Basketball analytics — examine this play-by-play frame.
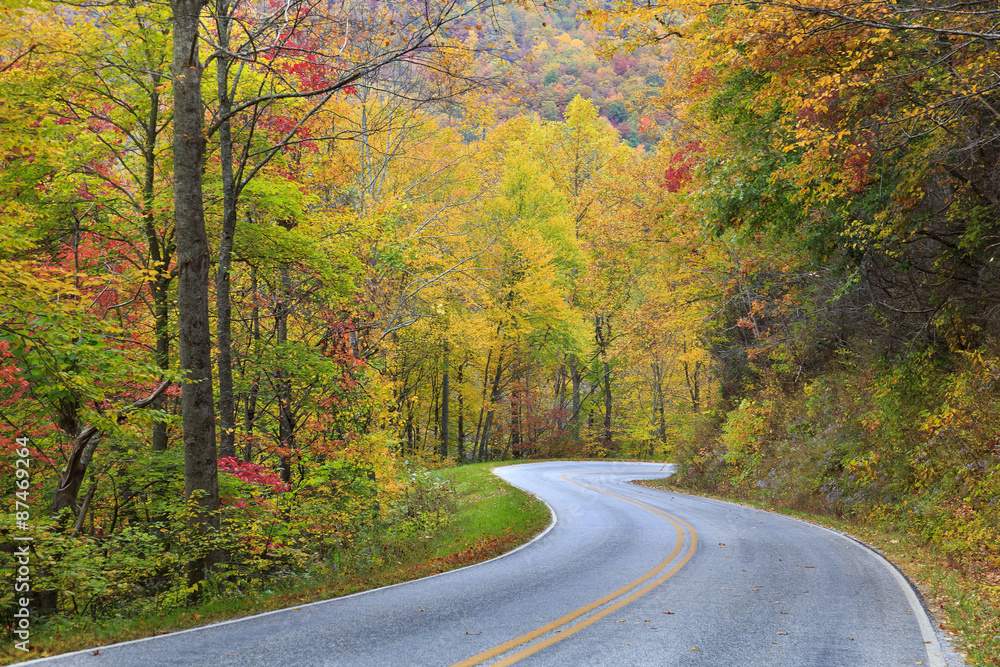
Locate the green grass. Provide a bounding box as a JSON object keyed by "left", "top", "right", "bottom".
{"left": 2, "top": 463, "right": 550, "bottom": 665}
{"left": 637, "top": 478, "right": 997, "bottom": 667}
{"left": 427, "top": 462, "right": 551, "bottom": 561}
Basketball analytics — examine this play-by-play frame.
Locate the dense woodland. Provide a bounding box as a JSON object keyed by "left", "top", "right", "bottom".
{"left": 1, "top": 0, "right": 998, "bottom": 653}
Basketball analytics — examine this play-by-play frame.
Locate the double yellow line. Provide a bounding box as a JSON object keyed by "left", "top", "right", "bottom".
{"left": 453, "top": 471, "right": 699, "bottom": 667}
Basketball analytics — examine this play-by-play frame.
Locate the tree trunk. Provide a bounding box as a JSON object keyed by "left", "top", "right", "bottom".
{"left": 480, "top": 409, "right": 495, "bottom": 461}
{"left": 472, "top": 348, "right": 492, "bottom": 459}
{"left": 603, "top": 359, "right": 612, "bottom": 446}
{"left": 509, "top": 364, "right": 523, "bottom": 457}
{"left": 426, "top": 370, "right": 438, "bottom": 452}
{"left": 50, "top": 427, "right": 99, "bottom": 520}
{"left": 215, "top": 0, "right": 238, "bottom": 460}
{"left": 405, "top": 410, "right": 415, "bottom": 454}
{"left": 172, "top": 0, "right": 220, "bottom": 597}
{"left": 276, "top": 262, "right": 295, "bottom": 483}
{"left": 509, "top": 388, "right": 520, "bottom": 456}
{"left": 142, "top": 78, "right": 173, "bottom": 454}
{"left": 682, "top": 343, "right": 702, "bottom": 413}
{"left": 456, "top": 361, "right": 465, "bottom": 461}
{"left": 440, "top": 341, "right": 449, "bottom": 459}
{"left": 51, "top": 381, "right": 172, "bottom": 519}
{"left": 596, "top": 314, "right": 612, "bottom": 446}
{"left": 479, "top": 353, "right": 505, "bottom": 461}
{"left": 570, "top": 354, "right": 581, "bottom": 436}
{"left": 243, "top": 265, "right": 260, "bottom": 462}
{"left": 653, "top": 362, "right": 667, "bottom": 456}
{"left": 151, "top": 273, "right": 171, "bottom": 453}
{"left": 554, "top": 364, "right": 566, "bottom": 431}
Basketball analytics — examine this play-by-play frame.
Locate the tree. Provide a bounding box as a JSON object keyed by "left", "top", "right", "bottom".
{"left": 207, "top": 0, "right": 523, "bottom": 459}
{"left": 537, "top": 96, "right": 619, "bottom": 439}
{"left": 171, "top": 0, "right": 219, "bottom": 595}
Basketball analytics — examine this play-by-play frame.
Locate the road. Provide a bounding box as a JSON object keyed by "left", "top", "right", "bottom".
{"left": 27, "top": 461, "right": 957, "bottom": 666}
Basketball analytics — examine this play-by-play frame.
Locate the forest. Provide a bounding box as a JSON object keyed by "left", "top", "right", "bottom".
{"left": 1, "top": 0, "right": 999, "bottom": 661}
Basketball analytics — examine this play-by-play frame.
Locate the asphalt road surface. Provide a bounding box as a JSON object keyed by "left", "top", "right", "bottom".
{"left": 27, "top": 461, "right": 958, "bottom": 666}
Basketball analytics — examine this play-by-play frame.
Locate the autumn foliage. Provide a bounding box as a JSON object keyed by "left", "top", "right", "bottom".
{"left": 3, "top": 0, "right": 1000, "bottom": 660}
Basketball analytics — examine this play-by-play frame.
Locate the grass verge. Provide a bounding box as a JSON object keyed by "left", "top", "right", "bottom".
{"left": 636, "top": 478, "right": 997, "bottom": 667}
{"left": 3, "top": 462, "right": 549, "bottom": 665}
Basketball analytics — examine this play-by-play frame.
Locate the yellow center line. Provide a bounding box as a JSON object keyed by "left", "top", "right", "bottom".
{"left": 452, "top": 471, "right": 698, "bottom": 667}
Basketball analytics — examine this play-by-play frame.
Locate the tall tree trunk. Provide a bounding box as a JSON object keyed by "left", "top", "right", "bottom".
{"left": 456, "top": 361, "right": 465, "bottom": 461}
{"left": 682, "top": 343, "right": 701, "bottom": 413}
{"left": 554, "top": 364, "right": 566, "bottom": 431}
{"left": 653, "top": 362, "right": 667, "bottom": 456}
{"left": 142, "top": 79, "right": 174, "bottom": 454}
{"left": 440, "top": 341, "right": 449, "bottom": 459}
{"left": 509, "top": 390, "right": 520, "bottom": 456}
{"left": 243, "top": 265, "right": 260, "bottom": 462}
{"left": 570, "top": 355, "right": 581, "bottom": 435}
{"left": 276, "top": 262, "right": 295, "bottom": 483}
{"left": 602, "top": 359, "right": 612, "bottom": 446}
{"left": 172, "top": 0, "right": 220, "bottom": 597}
{"left": 426, "top": 370, "right": 438, "bottom": 452}
{"left": 472, "top": 348, "right": 492, "bottom": 459}
{"left": 151, "top": 273, "right": 171, "bottom": 453}
{"left": 214, "top": 0, "right": 238, "bottom": 459}
{"left": 480, "top": 409, "right": 494, "bottom": 461}
{"left": 405, "top": 410, "right": 415, "bottom": 454}
{"left": 509, "top": 365, "right": 522, "bottom": 457}
{"left": 479, "top": 353, "right": 505, "bottom": 461}
{"left": 596, "top": 314, "right": 612, "bottom": 446}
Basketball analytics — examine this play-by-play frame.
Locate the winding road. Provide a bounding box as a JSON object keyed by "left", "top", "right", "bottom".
{"left": 28, "top": 461, "right": 958, "bottom": 666}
